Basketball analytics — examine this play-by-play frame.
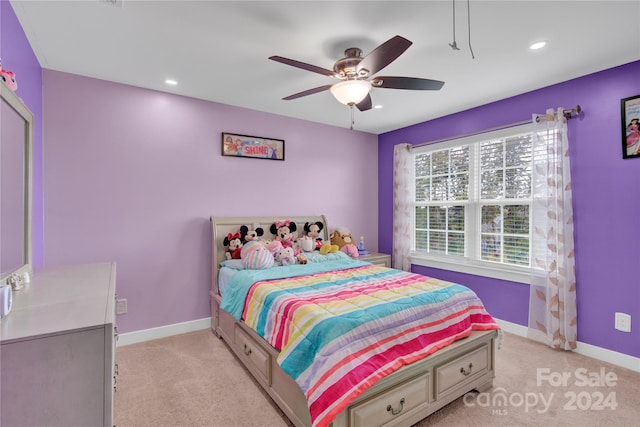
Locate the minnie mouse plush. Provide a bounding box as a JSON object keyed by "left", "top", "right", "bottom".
{"left": 270, "top": 220, "right": 297, "bottom": 248}
{"left": 223, "top": 232, "right": 243, "bottom": 260}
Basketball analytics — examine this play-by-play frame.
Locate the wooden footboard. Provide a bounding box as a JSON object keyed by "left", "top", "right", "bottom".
{"left": 210, "top": 293, "right": 496, "bottom": 427}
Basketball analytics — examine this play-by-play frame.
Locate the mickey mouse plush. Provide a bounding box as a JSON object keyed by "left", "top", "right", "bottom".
{"left": 223, "top": 232, "right": 243, "bottom": 260}
{"left": 304, "top": 221, "right": 324, "bottom": 250}
{"left": 240, "top": 225, "right": 264, "bottom": 243}
{"left": 270, "top": 220, "right": 297, "bottom": 248}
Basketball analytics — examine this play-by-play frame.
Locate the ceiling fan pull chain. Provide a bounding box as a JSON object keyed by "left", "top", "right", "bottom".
{"left": 467, "top": 0, "right": 475, "bottom": 59}
{"left": 449, "top": 0, "right": 460, "bottom": 50}
{"left": 350, "top": 104, "right": 355, "bottom": 130}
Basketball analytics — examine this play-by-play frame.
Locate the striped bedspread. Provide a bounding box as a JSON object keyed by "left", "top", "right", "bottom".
{"left": 239, "top": 263, "right": 500, "bottom": 427}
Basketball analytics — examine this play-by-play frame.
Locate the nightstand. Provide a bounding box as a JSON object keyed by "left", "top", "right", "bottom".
{"left": 359, "top": 252, "right": 391, "bottom": 268}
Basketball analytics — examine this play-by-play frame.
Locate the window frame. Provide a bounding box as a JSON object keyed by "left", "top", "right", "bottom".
{"left": 409, "top": 125, "right": 532, "bottom": 285}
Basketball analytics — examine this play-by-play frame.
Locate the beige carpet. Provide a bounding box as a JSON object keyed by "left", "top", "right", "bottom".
{"left": 115, "top": 329, "right": 639, "bottom": 427}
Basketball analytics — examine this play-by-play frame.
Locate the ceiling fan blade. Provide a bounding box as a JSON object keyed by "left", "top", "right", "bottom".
{"left": 356, "top": 35, "right": 412, "bottom": 76}
{"left": 356, "top": 94, "right": 372, "bottom": 112}
{"left": 282, "top": 84, "right": 333, "bottom": 100}
{"left": 372, "top": 76, "right": 445, "bottom": 90}
{"left": 269, "top": 56, "right": 335, "bottom": 77}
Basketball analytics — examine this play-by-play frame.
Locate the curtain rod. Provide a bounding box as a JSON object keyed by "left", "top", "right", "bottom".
{"left": 410, "top": 105, "right": 582, "bottom": 150}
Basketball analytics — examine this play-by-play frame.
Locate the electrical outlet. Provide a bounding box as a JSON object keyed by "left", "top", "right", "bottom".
{"left": 116, "top": 298, "right": 128, "bottom": 315}
{"left": 614, "top": 312, "right": 631, "bottom": 332}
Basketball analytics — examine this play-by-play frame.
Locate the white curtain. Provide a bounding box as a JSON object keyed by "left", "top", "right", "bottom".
{"left": 393, "top": 143, "right": 412, "bottom": 271}
{"left": 528, "top": 108, "right": 577, "bottom": 350}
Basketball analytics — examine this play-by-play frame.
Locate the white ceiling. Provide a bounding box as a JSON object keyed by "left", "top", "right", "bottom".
{"left": 10, "top": 0, "right": 640, "bottom": 134}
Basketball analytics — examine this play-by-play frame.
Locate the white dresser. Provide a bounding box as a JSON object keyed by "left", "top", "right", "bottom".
{"left": 0, "top": 263, "right": 117, "bottom": 427}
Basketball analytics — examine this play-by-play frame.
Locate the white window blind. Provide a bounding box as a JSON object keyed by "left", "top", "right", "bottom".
{"left": 410, "top": 124, "right": 533, "bottom": 283}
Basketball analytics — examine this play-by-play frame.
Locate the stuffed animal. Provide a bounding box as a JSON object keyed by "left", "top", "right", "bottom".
{"left": 223, "top": 232, "right": 243, "bottom": 260}
{"left": 330, "top": 227, "right": 359, "bottom": 258}
{"left": 0, "top": 59, "right": 17, "bottom": 92}
{"left": 265, "top": 239, "right": 303, "bottom": 266}
{"left": 270, "top": 220, "right": 297, "bottom": 248}
{"left": 265, "top": 239, "right": 282, "bottom": 255}
{"left": 240, "top": 241, "right": 274, "bottom": 270}
{"left": 240, "top": 224, "right": 264, "bottom": 243}
{"left": 319, "top": 242, "right": 339, "bottom": 255}
{"left": 274, "top": 246, "right": 297, "bottom": 266}
{"left": 298, "top": 235, "right": 315, "bottom": 252}
{"left": 304, "top": 221, "right": 325, "bottom": 250}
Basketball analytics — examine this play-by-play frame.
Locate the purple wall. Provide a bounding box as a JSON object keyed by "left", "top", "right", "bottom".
{"left": 42, "top": 70, "right": 378, "bottom": 333}
{"left": 5, "top": 0, "right": 638, "bottom": 358}
{"left": 1, "top": 0, "right": 43, "bottom": 267}
{"left": 379, "top": 61, "right": 640, "bottom": 358}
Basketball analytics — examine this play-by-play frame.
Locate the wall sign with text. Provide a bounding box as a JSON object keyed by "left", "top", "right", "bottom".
{"left": 221, "top": 132, "right": 284, "bottom": 161}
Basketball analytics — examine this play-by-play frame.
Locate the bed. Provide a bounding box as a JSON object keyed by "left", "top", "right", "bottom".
{"left": 210, "top": 215, "right": 500, "bottom": 427}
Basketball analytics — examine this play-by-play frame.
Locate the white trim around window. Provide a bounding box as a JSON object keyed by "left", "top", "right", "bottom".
{"left": 410, "top": 123, "right": 533, "bottom": 285}
{"left": 410, "top": 252, "right": 531, "bottom": 284}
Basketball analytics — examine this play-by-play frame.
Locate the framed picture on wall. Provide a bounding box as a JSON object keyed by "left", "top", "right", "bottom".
{"left": 621, "top": 94, "right": 640, "bottom": 159}
{"left": 221, "top": 132, "right": 285, "bottom": 161}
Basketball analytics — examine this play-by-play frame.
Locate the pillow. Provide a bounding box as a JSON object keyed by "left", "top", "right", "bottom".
{"left": 220, "top": 259, "right": 245, "bottom": 270}
{"left": 241, "top": 241, "right": 275, "bottom": 270}
{"left": 303, "top": 251, "right": 351, "bottom": 263}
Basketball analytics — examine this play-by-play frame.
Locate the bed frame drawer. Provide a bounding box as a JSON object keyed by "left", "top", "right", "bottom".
{"left": 348, "top": 373, "right": 430, "bottom": 427}
{"left": 434, "top": 343, "right": 489, "bottom": 399}
{"left": 234, "top": 326, "right": 271, "bottom": 384}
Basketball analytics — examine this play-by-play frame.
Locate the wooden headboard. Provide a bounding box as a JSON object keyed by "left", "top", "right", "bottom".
{"left": 210, "top": 215, "right": 329, "bottom": 295}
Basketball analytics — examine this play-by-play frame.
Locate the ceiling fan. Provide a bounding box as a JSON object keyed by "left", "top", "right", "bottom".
{"left": 269, "top": 35, "right": 445, "bottom": 112}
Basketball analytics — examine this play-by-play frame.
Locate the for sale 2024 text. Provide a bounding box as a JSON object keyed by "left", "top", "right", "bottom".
{"left": 537, "top": 367, "right": 618, "bottom": 411}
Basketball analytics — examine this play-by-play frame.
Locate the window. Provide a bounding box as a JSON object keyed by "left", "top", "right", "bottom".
{"left": 410, "top": 125, "right": 532, "bottom": 283}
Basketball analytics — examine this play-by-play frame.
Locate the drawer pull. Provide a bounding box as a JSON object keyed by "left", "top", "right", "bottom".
{"left": 386, "top": 398, "right": 405, "bottom": 416}
{"left": 243, "top": 344, "right": 252, "bottom": 356}
{"left": 460, "top": 363, "right": 473, "bottom": 376}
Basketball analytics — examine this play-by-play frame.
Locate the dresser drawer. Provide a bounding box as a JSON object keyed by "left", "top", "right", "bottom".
{"left": 359, "top": 253, "right": 391, "bottom": 268}
{"left": 348, "top": 373, "right": 430, "bottom": 427}
{"left": 434, "top": 344, "right": 489, "bottom": 398}
{"left": 234, "top": 326, "right": 271, "bottom": 384}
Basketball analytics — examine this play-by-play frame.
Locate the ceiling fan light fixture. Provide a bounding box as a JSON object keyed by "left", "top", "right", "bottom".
{"left": 330, "top": 80, "right": 372, "bottom": 105}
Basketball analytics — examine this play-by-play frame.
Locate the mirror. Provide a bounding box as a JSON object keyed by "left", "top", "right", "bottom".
{"left": 0, "top": 83, "right": 33, "bottom": 286}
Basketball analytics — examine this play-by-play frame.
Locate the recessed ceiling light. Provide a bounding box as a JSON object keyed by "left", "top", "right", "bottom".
{"left": 165, "top": 79, "right": 177, "bottom": 85}
{"left": 374, "top": 105, "right": 383, "bottom": 109}
{"left": 529, "top": 41, "right": 547, "bottom": 50}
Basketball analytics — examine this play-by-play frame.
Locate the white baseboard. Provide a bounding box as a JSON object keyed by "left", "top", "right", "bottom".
{"left": 574, "top": 341, "right": 640, "bottom": 373}
{"left": 117, "top": 316, "right": 639, "bottom": 373}
{"left": 117, "top": 317, "right": 211, "bottom": 347}
{"left": 495, "top": 318, "right": 640, "bottom": 373}
{"left": 495, "top": 318, "right": 529, "bottom": 336}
